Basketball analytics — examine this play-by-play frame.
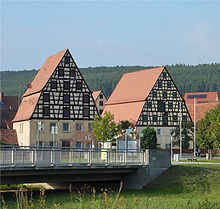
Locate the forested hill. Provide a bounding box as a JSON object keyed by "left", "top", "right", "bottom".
{"left": 1, "top": 63, "right": 220, "bottom": 98}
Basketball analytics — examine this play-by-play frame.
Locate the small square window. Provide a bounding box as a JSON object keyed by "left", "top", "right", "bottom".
{"left": 168, "top": 102, "right": 173, "bottom": 109}
{"left": 173, "top": 92, "right": 177, "bottom": 98}
{"left": 83, "top": 107, "right": 89, "bottom": 117}
{"left": 163, "top": 91, "right": 167, "bottom": 99}
{"left": 99, "top": 101, "right": 103, "bottom": 106}
{"left": 182, "top": 116, "right": 187, "bottom": 122}
{"left": 83, "top": 94, "right": 90, "bottom": 103}
{"left": 43, "top": 93, "right": 50, "bottom": 102}
{"left": 63, "top": 123, "right": 70, "bottom": 132}
{"left": 65, "top": 56, "right": 70, "bottom": 64}
{"left": 143, "top": 116, "right": 148, "bottom": 122}
{"left": 43, "top": 106, "right": 50, "bottom": 116}
{"left": 153, "top": 91, "right": 157, "bottom": 98}
{"left": 158, "top": 81, "right": 162, "bottom": 88}
{"left": 147, "top": 102, "right": 152, "bottom": 109}
{"left": 70, "top": 68, "right": 76, "bottom": 77}
{"left": 153, "top": 115, "right": 157, "bottom": 122}
{"left": 76, "top": 123, "right": 83, "bottom": 132}
{"left": 99, "top": 109, "right": 103, "bottom": 115}
{"left": 100, "top": 94, "right": 103, "bottom": 99}
{"left": 167, "top": 81, "right": 171, "bottom": 88}
{"left": 76, "top": 81, "right": 82, "bottom": 90}
{"left": 58, "top": 68, "right": 64, "bottom": 77}
{"left": 173, "top": 115, "right": 178, "bottom": 122}
{"left": 64, "top": 81, "right": 70, "bottom": 90}
{"left": 63, "top": 94, "right": 70, "bottom": 103}
{"left": 63, "top": 107, "right": 70, "bottom": 117}
{"left": 51, "top": 81, "right": 57, "bottom": 89}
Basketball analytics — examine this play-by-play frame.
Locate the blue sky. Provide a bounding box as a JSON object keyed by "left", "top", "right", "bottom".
{"left": 1, "top": 1, "right": 220, "bottom": 70}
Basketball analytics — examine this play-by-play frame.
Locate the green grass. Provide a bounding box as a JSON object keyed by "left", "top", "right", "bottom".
{"left": 178, "top": 159, "right": 220, "bottom": 163}
{"left": 2, "top": 164, "right": 220, "bottom": 209}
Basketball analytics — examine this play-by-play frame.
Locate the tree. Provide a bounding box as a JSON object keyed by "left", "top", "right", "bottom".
{"left": 91, "top": 112, "right": 121, "bottom": 142}
{"left": 119, "top": 120, "right": 136, "bottom": 137}
{"left": 197, "top": 103, "right": 220, "bottom": 159}
{"left": 140, "top": 126, "right": 157, "bottom": 150}
{"left": 172, "top": 121, "right": 194, "bottom": 149}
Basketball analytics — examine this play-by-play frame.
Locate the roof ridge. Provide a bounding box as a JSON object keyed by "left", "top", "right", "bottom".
{"left": 106, "top": 99, "right": 146, "bottom": 106}
{"left": 124, "top": 67, "right": 164, "bottom": 76}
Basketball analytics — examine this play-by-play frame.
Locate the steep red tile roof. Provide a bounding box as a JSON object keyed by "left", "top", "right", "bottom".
{"left": 23, "top": 49, "right": 67, "bottom": 97}
{"left": 106, "top": 67, "right": 164, "bottom": 105}
{"left": 186, "top": 102, "right": 219, "bottom": 124}
{"left": 12, "top": 93, "right": 41, "bottom": 122}
{"left": 1, "top": 95, "right": 21, "bottom": 111}
{"left": 184, "top": 92, "right": 218, "bottom": 104}
{"left": 92, "top": 91, "right": 102, "bottom": 101}
{"left": 0, "top": 129, "right": 18, "bottom": 145}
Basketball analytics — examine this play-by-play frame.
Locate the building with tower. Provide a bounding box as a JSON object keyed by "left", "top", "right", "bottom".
{"left": 12, "top": 49, "right": 98, "bottom": 147}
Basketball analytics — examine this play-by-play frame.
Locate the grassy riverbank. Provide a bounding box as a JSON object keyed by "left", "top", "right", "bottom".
{"left": 1, "top": 164, "right": 220, "bottom": 209}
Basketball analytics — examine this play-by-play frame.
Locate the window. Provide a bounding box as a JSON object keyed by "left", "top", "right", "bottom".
{"left": 99, "top": 101, "right": 103, "bottom": 106}
{"left": 49, "top": 141, "right": 56, "bottom": 147}
{"left": 83, "top": 107, "right": 89, "bottom": 117}
{"left": 167, "top": 81, "right": 171, "bottom": 88}
{"left": 143, "top": 116, "right": 148, "bottom": 122}
{"left": 158, "top": 81, "right": 162, "bottom": 88}
{"left": 99, "top": 109, "right": 103, "bottom": 115}
{"left": 100, "top": 94, "right": 103, "bottom": 99}
{"left": 43, "top": 106, "right": 50, "bottom": 116}
{"left": 65, "top": 56, "right": 70, "bottom": 64}
{"left": 158, "top": 101, "right": 165, "bottom": 111}
{"left": 153, "top": 91, "right": 157, "bottom": 98}
{"left": 76, "top": 142, "right": 82, "bottom": 149}
{"left": 182, "top": 115, "right": 187, "bottom": 122}
{"left": 50, "top": 123, "right": 58, "bottom": 134}
{"left": 63, "top": 107, "right": 70, "bottom": 117}
{"left": 83, "top": 94, "right": 90, "bottom": 103}
{"left": 173, "top": 115, "right": 178, "bottom": 122}
{"left": 76, "top": 81, "right": 82, "bottom": 90}
{"left": 58, "top": 68, "right": 64, "bottom": 76}
{"left": 173, "top": 92, "right": 177, "bottom": 98}
{"left": 88, "top": 123, "right": 92, "bottom": 133}
{"left": 147, "top": 101, "right": 152, "bottom": 109}
{"left": 62, "top": 140, "right": 70, "bottom": 147}
{"left": 19, "top": 123, "right": 24, "bottom": 133}
{"left": 163, "top": 72, "right": 167, "bottom": 79}
{"left": 38, "top": 141, "right": 44, "bottom": 147}
{"left": 51, "top": 81, "right": 57, "bottom": 89}
{"left": 63, "top": 123, "right": 70, "bottom": 132}
{"left": 156, "top": 128, "right": 162, "bottom": 136}
{"left": 168, "top": 102, "right": 173, "bottom": 109}
{"left": 63, "top": 94, "right": 70, "bottom": 103}
{"left": 70, "top": 68, "right": 75, "bottom": 77}
{"left": 64, "top": 81, "right": 70, "bottom": 90}
{"left": 170, "top": 128, "right": 174, "bottom": 136}
{"left": 43, "top": 93, "right": 50, "bottom": 102}
{"left": 76, "top": 123, "right": 83, "bottom": 132}
{"left": 162, "top": 91, "right": 167, "bottom": 99}
{"left": 153, "top": 115, "right": 157, "bottom": 122}
{"left": 37, "top": 122, "right": 44, "bottom": 132}
{"left": 162, "top": 113, "right": 168, "bottom": 126}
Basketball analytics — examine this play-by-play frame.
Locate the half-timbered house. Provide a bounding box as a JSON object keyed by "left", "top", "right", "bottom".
{"left": 92, "top": 90, "right": 108, "bottom": 115}
{"left": 103, "top": 67, "right": 192, "bottom": 149}
{"left": 12, "top": 49, "right": 98, "bottom": 147}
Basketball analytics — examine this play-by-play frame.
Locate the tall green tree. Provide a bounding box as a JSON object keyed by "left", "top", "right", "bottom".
{"left": 197, "top": 103, "right": 220, "bottom": 159}
{"left": 91, "top": 112, "right": 121, "bottom": 142}
{"left": 172, "top": 121, "right": 194, "bottom": 149}
{"left": 140, "top": 126, "right": 157, "bottom": 150}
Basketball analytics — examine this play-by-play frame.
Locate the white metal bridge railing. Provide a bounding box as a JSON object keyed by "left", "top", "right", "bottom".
{"left": 0, "top": 146, "right": 145, "bottom": 167}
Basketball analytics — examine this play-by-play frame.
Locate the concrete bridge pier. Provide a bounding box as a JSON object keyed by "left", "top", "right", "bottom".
{"left": 123, "top": 149, "right": 171, "bottom": 190}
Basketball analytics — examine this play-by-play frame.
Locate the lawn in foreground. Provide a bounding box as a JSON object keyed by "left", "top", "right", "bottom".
{"left": 2, "top": 164, "right": 220, "bottom": 209}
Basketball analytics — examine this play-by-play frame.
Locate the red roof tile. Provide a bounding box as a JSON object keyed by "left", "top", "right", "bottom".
{"left": 184, "top": 92, "right": 218, "bottom": 104}
{"left": 12, "top": 93, "right": 41, "bottom": 122}
{"left": 92, "top": 91, "right": 102, "bottom": 101}
{"left": 106, "top": 67, "right": 164, "bottom": 105}
{"left": 0, "top": 129, "right": 18, "bottom": 145}
{"left": 186, "top": 102, "right": 219, "bottom": 124}
{"left": 23, "top": 49, "right": 67, "bottom": 97}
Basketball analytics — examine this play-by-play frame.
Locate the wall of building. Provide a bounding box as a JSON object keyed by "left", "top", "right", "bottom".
{"left": 95, "top": 93, "right": 107, "bottom": 115}
{"left": 13, "top": 121, "right": 31, "bottom": 146}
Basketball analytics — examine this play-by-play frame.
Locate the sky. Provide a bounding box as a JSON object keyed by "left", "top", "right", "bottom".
{"left": 1, "top": 1, "right": 220, "bottom": 71}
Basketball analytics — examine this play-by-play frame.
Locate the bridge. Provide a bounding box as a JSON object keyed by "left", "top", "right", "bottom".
{"left": 0, "top": 146, "right": 171, "bottom": 190}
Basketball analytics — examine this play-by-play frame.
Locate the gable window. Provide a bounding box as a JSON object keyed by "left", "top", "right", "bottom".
{"left": 158, "top": 101, "right": 165, "bottom": 111}
{"left": 100, "top": 94, "right": 103, "bottom": 99}
{"left": 147, "top": 101, "right": 152, "bottom": 109}
{"left": 162, "top": 91, "right": 167, "bottom": 99}
{"left": 76, "top": 123, "right": 83, "bottom": 132}
{"left": 58, "top": 68, "right": 64, "bottom": 77}
{"left": 143, "top": 116, "right": 148, "bottom": 122}
{"left": 64, "top": 81, "right": 70, "bottom": 90}
{"left": 65, "top": 56, "right": 70, "bottom": 64}
{"left": 63, "top": 123, "right": 70, "bottom": 132}
{"left": 50, "top": 123, "right": 58, "bottom": 134}
{"left": 70, "top": 68, "right": 76, "bottom": 77}
{"left": 163, "top": 72, "right": 167, "bottom": 79}
{"left": 153, "top": 115, "right": 157, "bottom": 122}
{"left": 76, "top": 81, "right": 82, "bottom": 90}
{"left": 153, "top": 91, "right": 157, "bottom": 98}
{"left": 173, "top": 115, "right": 178, "bottom": 122}
{"left": 43, "top": 106, "right": 50, "bottom": 116}
{"left": 173, "top": 92, "right": 177, "bottom": 98}
{"left": 51, "top": 81, "right": 57, "bottom": 89}
{"left": 168, "top": 102, "right": 173, "bottom": 109}
{"left": 158, "top": 81, "right": 162, "bottom": 88}
{"left": 63, "top": 94, "right": 70, "bottom": 103}
{"left": 182, "top": 115, "right": 187, "bottom": 122}
{"left": 167, "top": 81, "right": 171, "bottom": 88}
{"left": 43, "top": 93, "right": 50, "bottom": 102}
{"left": 83, "top": 107, "right": 89, "bottom": 117}
{"left": 63, "top": 107, "right": 70, "bottom": 117}
{"left": 99, "top": 101, "right": 103, "bottom": 106}
{"left": 83, "top": 94, "right": 90, "bottom": 103}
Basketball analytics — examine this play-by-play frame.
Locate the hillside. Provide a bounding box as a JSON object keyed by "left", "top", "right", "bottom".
{"left": 1, "top": 64, "right": 220, "bottom": 98}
